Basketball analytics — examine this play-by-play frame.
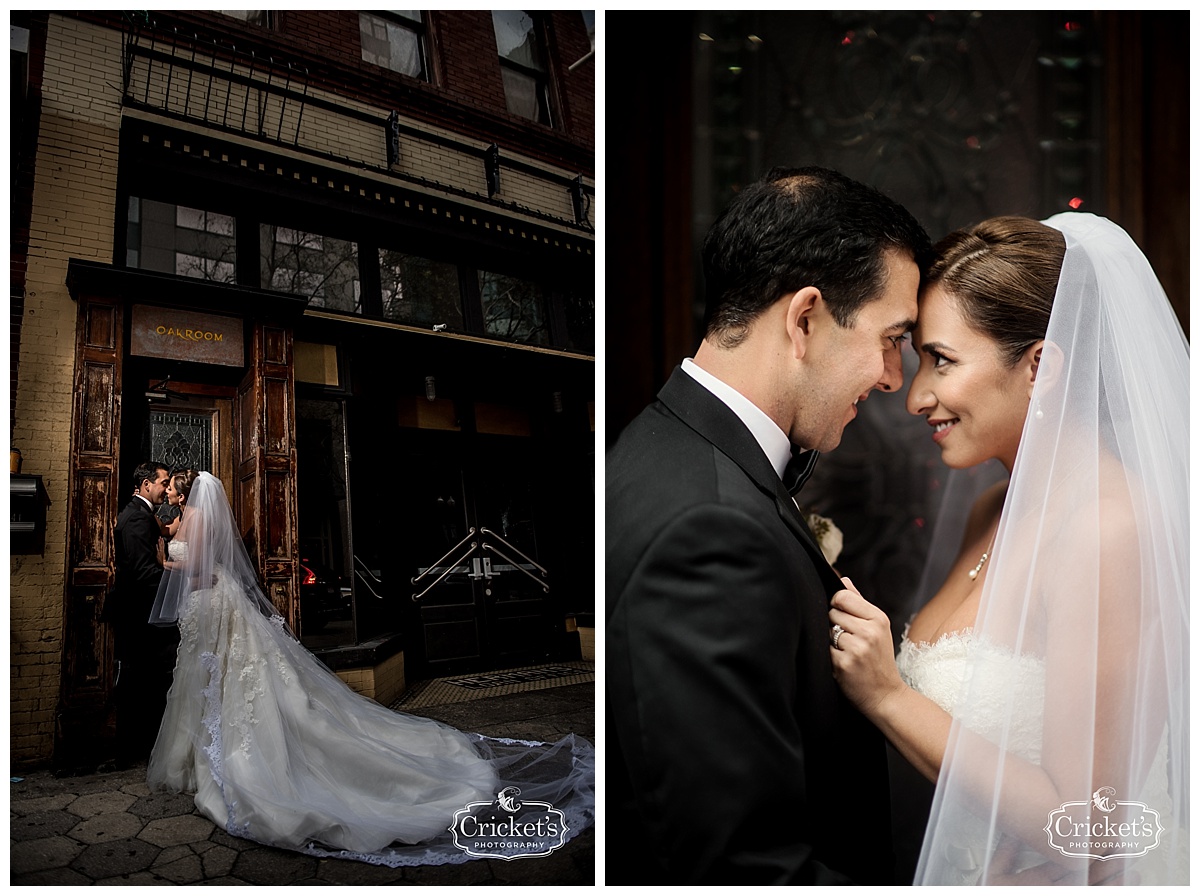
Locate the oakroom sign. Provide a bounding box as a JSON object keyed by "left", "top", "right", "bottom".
{"left": 130, "top": 304, "right": 244, "bottom": 367}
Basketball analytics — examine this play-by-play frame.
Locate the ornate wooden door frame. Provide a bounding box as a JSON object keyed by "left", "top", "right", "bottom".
{"left": 59, "top": 293, "right": 300, "bottom": 762}
{"left": 59, "top": 292, "right": 124, "bottom": 760}
{"left": 237, "top": 321, "right": 300, "bottom": 630}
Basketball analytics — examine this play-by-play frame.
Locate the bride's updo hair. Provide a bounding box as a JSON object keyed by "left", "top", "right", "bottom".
{"left": 171, "top": 468, "right": 200, "bottom": 503}
{"left": 925, "top": 216, "right": 1066, "bottom": 367}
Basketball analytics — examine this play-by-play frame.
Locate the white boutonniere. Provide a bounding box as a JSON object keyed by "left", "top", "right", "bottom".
{"left": 804, "top": 511, "right": 843, "bottom": 566}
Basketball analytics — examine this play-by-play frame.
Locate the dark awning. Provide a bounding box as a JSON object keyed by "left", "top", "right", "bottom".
{"left": 66, "top": 258, "right": 311, "bottom": 321}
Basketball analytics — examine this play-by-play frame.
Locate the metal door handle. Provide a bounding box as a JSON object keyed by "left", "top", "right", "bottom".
{"left": 481, "top": 542, "right": 549, "bottom": 593}
{"left": 410, "top": 527, "right": 476, "bottom": 586}
{"left": 354, "top": 568, "right": 385, "bottom": 600}
{"left": 411, "top": 541, "right": 478, "bottom": 601}
{"left": 479, "top": 527, "right": 547, "bottom": 576}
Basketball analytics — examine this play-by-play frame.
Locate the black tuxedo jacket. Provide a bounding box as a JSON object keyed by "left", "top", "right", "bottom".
{"left": 105, "top": 496, "right": 164, "bottom": 638}
{"left": 606, "top": 367, "right": 894, "bottom": 884}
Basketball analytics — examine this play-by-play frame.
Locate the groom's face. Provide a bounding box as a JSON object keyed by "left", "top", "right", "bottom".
{"left": 139, "top": 468, "right": 170, "bottom": 505}
{"left": 796, "top": 248, "right": 919, "bottom": 452}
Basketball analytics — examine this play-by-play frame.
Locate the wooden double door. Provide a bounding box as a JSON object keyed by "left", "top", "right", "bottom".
{"left": 60, "top": 291, "right": 299, "bottom": 767}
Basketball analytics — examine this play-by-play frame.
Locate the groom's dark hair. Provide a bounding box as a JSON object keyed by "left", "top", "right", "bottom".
{"left": 131, "top": 461, "right": 168, "bottom": 491}
{"left": 701, "top": 166, "right": 932, "bottom": 348}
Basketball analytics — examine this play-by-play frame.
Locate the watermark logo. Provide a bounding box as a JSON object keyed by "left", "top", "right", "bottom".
{"left": 1045, "top": 787, "right": 1163, "bottom": 860}
{"left": 450, "top": 786, "right": 569, "bottom": 860}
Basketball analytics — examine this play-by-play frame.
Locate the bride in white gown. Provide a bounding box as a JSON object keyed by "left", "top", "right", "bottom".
{"left": 828, "top": 213, "right": 1187, "bottom": 884}
{"left": 146, "top": 469, "right": 594, "bottom": 866}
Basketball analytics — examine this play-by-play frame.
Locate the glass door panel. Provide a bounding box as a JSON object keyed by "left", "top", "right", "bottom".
{"left": 296, "top": 398, "right": 354, "bottom": 648}
{"left": 471, "top": 434, "right": 553, "bottom": 666}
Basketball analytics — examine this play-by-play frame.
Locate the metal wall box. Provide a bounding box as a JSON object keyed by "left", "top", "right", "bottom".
{"left": 11, "top": 473, "right": 50, "bottom": 554}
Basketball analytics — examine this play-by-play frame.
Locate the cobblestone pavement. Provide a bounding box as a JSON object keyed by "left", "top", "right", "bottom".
{"left": 10, "top": 682, "right": 595, "bottom": 885}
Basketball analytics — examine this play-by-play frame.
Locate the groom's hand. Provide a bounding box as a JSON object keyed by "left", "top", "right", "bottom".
{"left": 828, "top": 578, "right": 905, "bottom": 719}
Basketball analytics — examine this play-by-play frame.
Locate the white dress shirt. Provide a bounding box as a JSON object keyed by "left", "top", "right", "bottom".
{"left": 682, "top": 358, "right": 792, "bottom": 482}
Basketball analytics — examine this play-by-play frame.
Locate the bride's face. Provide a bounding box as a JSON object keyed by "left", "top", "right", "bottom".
{"left": 906, "top": 284, "right": 1033, "bottom": 471}
{"left": 165, "top": 479, "right": 181, "bottom": 506}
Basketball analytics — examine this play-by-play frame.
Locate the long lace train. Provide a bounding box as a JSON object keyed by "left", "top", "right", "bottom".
{"left": 147, "top": 544, "right": 594, "bottom": 867}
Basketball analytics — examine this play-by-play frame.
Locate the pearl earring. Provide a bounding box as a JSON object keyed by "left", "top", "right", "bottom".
{"left": 1034, "top": 399, "right": 1044, "bottom": 420}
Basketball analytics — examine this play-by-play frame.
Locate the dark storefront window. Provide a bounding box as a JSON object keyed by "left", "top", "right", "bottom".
{"left": 260, "top": 225, "right": 360, "bottom": 313}
{"left": 563, "top": 288, "right": 594, "bottom": 354}
{"left": 492, "top": 11, "right": 551, "bottom": 126}
{"left": 478, "top": 270, "right": 550, "bottom": 346}
{"left": 127, "top": 197, "right": 237, "bottom": 283}
{"left": 124, "top": 193, "right": 589, "bottom": 354}
{"left": 360, "top": 11, "right": 428, "bottom": 81}
{"left": 378, "top": 249, "right": 463, "bottom": 329}
{"left": 296, "top": 397, "right": 355, "bottom": 649}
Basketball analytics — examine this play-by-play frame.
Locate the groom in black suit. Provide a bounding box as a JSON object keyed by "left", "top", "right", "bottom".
{"left": 607, "top": 167, "right": 930, "bottom": 883}
{"left": 105, "top": 460, "right": 175, "bottom": 766}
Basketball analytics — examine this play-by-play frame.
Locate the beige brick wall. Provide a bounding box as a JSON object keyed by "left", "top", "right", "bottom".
{"left": 11, "top": 15, "right": 124, "bottom": 765}
{"left": 335, "top": 667, "right": 373, "bottom": 699}
{"left": 372, "top": 649, "right": 407, "bottom": 707}
{"left": 334, "top": 650, "right": 407, "bottom": 708}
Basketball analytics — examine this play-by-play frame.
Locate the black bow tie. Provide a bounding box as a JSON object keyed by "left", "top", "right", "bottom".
{"left": 782, "top": 449, "right": 819, "bottom": 497}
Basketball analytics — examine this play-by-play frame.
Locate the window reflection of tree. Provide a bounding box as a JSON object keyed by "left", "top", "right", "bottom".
{"left": 175, "top": 252, "right": 236, "bottom": 283}
{"left": 169, "top": 204, "right": 238, "bottom": 284}
{"left": 378, "top": 250, "right": 463, "bottom": 328}
{"left": 479, "top": 271, "right": 549, "bottom": 346}
{"left": 261, "top": 225, "right": 360, "bottom": 313}
{"left": 564, "top": 288, "right": 594, "bottom": 354}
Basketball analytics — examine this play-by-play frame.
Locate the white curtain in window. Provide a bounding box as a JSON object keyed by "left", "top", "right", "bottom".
{"left": 219, "top": 11, "right": 268, "bottom": 27}
{"left": 360, "top": 13, "right": 422, "bottom": 78}
{"left": 385, "top": 20, "right": 421, "bottom": 77}
{"left": 492, "top": 11, "right": 541, "bottom": 70}
{"left": 500, "top": 66, "right": 540, "bottom": 122}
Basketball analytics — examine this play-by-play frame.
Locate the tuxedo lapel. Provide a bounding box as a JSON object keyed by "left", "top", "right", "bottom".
{"left": 771, "top": 477, "right": 845, "bottom": 595}
{"left": 132, "top": 497, "right": 158, "bottom": 537}
{"left": 657, "top": 368, "right": 843, "bottom": 595}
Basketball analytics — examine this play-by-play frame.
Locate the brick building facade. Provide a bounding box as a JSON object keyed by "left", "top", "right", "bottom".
{"left": 10, "top": 11, "right": 595, "bottom": 769}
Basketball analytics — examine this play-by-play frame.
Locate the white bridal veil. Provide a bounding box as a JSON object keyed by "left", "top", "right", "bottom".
{"left": 148, "top": 472, "right": 279, "bottom": 627}
{"left": 914, "top": 213, "right": 1189, "bottom": 884}
{"left": 148, "top": 472, "right": 594, "bottom": 866}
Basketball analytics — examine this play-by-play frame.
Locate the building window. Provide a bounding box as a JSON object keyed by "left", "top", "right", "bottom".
{"left": 218, "top": 10, "right": 272, "bottom": 28}
{"left": 581, "top": 11, "right": 595, "bottom": 49}
{"left": 379, "top": 250, "right": 463, "bottom": 329}
{"left": 127, "top": 197, "right": 237, "bottom": 284}
{"left": 563, "top": 288, "right": 594, "bottom": 355}
{"left": 360, "top": 11, "right": 428, "bottom": 81}
{"left": 492, "top": 11, "right": 551, "bottom": 126}
{"left": 261, "top": 224, "right": 360, "bottom": 313}
{"left": 478, "top": 270, "right": 549, "bottom": 347}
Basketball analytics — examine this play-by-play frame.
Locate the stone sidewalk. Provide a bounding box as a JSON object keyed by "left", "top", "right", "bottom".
{"left": 10, "top": 682, "right": 595, "bottom": 885}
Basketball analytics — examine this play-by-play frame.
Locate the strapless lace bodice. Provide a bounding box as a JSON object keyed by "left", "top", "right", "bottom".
{"left": 898, "top": 627, "right": 1180, "bottom": 884}
{"left": 168, "top": 539, "right": 188, "bottom": 562}
{"left": 897, "top": 628, "right": 1044, "bottom": 762}
{"left": 898, "top": 630, "right": 1048, "bottom": 881}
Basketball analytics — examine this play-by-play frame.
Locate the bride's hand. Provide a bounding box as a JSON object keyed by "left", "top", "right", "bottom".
{"left": 828, "top": 577, "right": 906, "bottom": 718}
